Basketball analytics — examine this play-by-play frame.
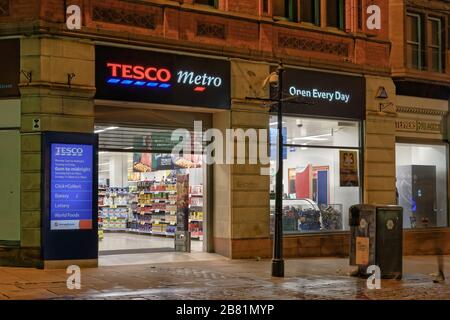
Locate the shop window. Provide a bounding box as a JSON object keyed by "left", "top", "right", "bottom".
{"left": 396, "top": 143, "right": 448, "bottom": 229}
{"left": 300, "top": 0, "right": 320, "bottom": 26}
{"left": 195, "top": 0, "right": 218, "bottom": 8}
{"left": 269, "top": 116, "right": 361, "bottom": 234}
{"left": 327, "top": 0, "right": 345, "bottom": 30}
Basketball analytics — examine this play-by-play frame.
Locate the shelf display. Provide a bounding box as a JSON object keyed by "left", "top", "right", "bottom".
{"left": 98, "top": 175, "right": 204, "bottom": 240}
{"left": 270, "top": 199, "right": 344, "bottom": 232}
{"left": 320, "top": 204, "right": 343, "bottom": 230}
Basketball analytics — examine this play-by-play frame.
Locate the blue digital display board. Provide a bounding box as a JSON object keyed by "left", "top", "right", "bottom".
{"left": 50, "top": 143, "right": 93, "bottom": 230}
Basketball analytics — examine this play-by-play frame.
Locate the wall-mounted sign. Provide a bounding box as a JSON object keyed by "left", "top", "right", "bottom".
{"left": 277, "top": 68, "right": 365, "bottom": 120}
{"left": 396, "top": 119, "right": 442, "bottom": 134}
{"left": 42, "top": 132, "right": 98, "bottom": 260}
{"left": 0, "top": 39, "right": 20, "bottom": 97}
{"left": 50, "top": 143, "right": 94, "bottom": 230}
{"left": 340, "top": 150, "right": 359, "bottom": 187}
{"left": 95, "top": 46, "right": 231, "bottom": 109}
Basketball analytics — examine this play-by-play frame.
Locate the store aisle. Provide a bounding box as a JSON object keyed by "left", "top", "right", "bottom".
{"left": 99, "top": 232, "right": 203, "bottom": 253}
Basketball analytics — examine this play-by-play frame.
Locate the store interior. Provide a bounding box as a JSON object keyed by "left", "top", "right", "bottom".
{"left": 269, "top": 116, "right": 361, "bottom": 233}
{"left": 96, "top": 126, "right": 205, "bottom": 256}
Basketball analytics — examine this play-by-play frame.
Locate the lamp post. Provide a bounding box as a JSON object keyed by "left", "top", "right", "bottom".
{"left": 272, "top": 65, "right": 285, "bottom": 277}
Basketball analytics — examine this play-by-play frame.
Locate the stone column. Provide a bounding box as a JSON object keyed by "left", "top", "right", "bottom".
{"left": 18, "top": 37, "right": 95, "bottom": 268}
{"left": 364, "top": 75, "right": 397, "bottom": 204}
{"left": 212, "top": 59, "right": 271, "bottom": 258}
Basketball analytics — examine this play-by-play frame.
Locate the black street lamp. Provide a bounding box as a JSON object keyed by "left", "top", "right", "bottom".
{"left": 272, "top": 65, "right": 285, "bottom": 277}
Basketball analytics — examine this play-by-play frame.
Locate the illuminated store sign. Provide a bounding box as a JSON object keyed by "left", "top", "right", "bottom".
{"left": 42, "top": 132, "right": 98, "bottom": 261}
{"left": 289, "top": 87, "right": 351, "bottom": 103}
{"left": 96, "top": 46, "right": 230, "bottom": 109}
{"left": 279, "top": 68, "right": 365, "bottom": 120}
{"left": 50, "top": 143, "right": 93, "bottom": 230}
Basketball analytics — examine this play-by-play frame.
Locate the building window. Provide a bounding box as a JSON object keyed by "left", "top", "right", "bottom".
{"left": 406, "top": 12, "right": 445, "bottom": 73}
{"left": 269, "top": 117, "right": 361, "bottom": 233}
{"left": 262, "top": 0, "right": 270, "bottom": 14}
{"left": 300, "top": 0, "right": 320, "bottom": 26}
{"left": 273, "top": 0, "right": 298, "bottom": 22}
{"left": 428, "top": 17, "right": 443, "bottom": 73}
{"left": 195, "top": 0, "right": 218, "bottom": 8}
{"left": 357, "top": 0, "right": 362, "bottom": 30}
{"left": 396, "top": 143, "right": 448, "bottom": 229}
{"left": 327, "top": 0, "right": 345, "bottom": 30}
{"left": 406, "top": 13, "right": 424, "bottom": 70}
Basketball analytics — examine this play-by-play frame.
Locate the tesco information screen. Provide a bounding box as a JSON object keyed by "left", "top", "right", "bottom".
{"left": 50, "top": 143, "right": 93, "bottom": 230}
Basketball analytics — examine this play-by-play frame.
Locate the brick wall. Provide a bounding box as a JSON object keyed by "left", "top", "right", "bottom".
{"left": 0, "top": 0, "right": 392, "bottom": 74}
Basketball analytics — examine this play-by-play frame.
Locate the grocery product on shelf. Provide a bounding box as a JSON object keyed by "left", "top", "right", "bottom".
{"left": 320, "top": 204, "right": 343, "bottom": 230}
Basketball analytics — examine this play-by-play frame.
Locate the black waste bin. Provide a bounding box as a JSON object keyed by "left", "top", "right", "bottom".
{"left": 349, "top": 204, "right": 403, "bottom": 279}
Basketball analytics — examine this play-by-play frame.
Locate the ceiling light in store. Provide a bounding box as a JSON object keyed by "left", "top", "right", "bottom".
{"left": 269, "top": 121, "right": 286, "bottom": 126}
{"left": 94, "top": 126, "right": 119, "bottom": 134}
{"left": 123, "top": 147, "right": 134, "bottom": 150}
{"left": 293, "top": 133, "right": 332, "bottom": 141}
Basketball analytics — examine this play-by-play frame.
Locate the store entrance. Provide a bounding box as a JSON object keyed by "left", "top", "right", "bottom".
{"left": 96, "top": 125, "right": 206, "bottom": 260}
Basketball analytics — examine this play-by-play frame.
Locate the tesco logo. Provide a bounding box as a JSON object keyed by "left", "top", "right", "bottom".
{"left": 55, "top": 147, "right": 84, "bottom": 157}
{"left": 105, "top": 62, "right": 223, "bottom": 92}
{"left": 107, "top": 63, "right": 172, "bottom": 82}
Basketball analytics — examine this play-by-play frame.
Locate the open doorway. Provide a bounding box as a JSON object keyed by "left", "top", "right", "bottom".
{"left": 96, "top": 126, "right": 206, "bottom": 260}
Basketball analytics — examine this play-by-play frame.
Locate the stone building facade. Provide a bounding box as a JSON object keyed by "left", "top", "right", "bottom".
{"left": 0, "top": 0, "right": 448, "bottom": 268}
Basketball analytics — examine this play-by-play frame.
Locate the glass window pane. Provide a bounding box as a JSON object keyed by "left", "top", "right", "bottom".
{"left": 407, "top": 43, "right": 419, "bottom": 69}
{"left": 396, "top": 143, "right": 448, "bottom": 229}
{"left": 429, "top": 19, "right": 440, "bottom": 45}
{"left": 273, "top": 0, "right": 286, "bottom": 17}
{"left": 327, "top": 0, "right": 339, "bottom": 28}
{"left": 431, "top": 47, "right": 441, "bottom": 72}
{"left": 406, "top": 15, "right": 419, "bottom": 42}
{"left": 270, "top": 147, "right": 361, "bottom": 233}
{"left": 270, "top": 116, "right": 360, "bottom": 148}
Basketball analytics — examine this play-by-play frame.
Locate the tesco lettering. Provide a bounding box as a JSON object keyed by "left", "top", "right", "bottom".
{"left": 55, "top": 147, "right": 84, "bottom": 157}
{"left": 107, "top": 63, "right": 172, "bottom": 82}
{"left": 106, "top": 63, "right": 223, "bottom": 88}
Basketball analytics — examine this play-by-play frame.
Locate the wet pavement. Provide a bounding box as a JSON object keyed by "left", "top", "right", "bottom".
{"left": 0, "top": 255, "right": 449, "bottom": 300}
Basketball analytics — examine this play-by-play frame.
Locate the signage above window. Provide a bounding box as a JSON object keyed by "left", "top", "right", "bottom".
{"left": 95, "top": 46, "right": 231, "bottom": 109}
{"left": 0, "top": 39, "right": 20, "bottom": 98}
{"left": 277, "top": 68, "right": 366, "bottom": 120}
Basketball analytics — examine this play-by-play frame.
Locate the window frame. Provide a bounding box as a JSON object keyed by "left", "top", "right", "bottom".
{"left": 406, "top": 12, "right": 423, "bottom": 70}
{"left": 428, "top": 16, "right": 443, "bottom": 73}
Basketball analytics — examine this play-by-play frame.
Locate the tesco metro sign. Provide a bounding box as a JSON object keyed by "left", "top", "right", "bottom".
{"left": 106, "top": 63, "right": 223, "bottom": 92}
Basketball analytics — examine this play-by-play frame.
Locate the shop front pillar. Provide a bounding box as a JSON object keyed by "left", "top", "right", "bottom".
{"left": 212, "top": 59, "right": 271, "bottom": 259}
{"left": 364, "top": 75, "right": 397, "bottom": 205}
{"left": 16, "top": 37, "right": 95, "bottom": 268}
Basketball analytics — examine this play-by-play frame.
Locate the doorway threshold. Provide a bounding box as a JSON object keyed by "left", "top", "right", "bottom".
{"left": 99, "top": 247, "right": 174, "bottom": 256}
{"left": 99, "top": 251, "right": 226, "bottom": 267}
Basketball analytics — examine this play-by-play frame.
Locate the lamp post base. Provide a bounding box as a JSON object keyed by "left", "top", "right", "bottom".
{"left": 271, "top": 259, "right": 285, "bottom": 277}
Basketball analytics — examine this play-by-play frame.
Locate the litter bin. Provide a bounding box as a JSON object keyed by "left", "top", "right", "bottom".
{"left": 349, "top": 204, "right": 403, "bottom": 279}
